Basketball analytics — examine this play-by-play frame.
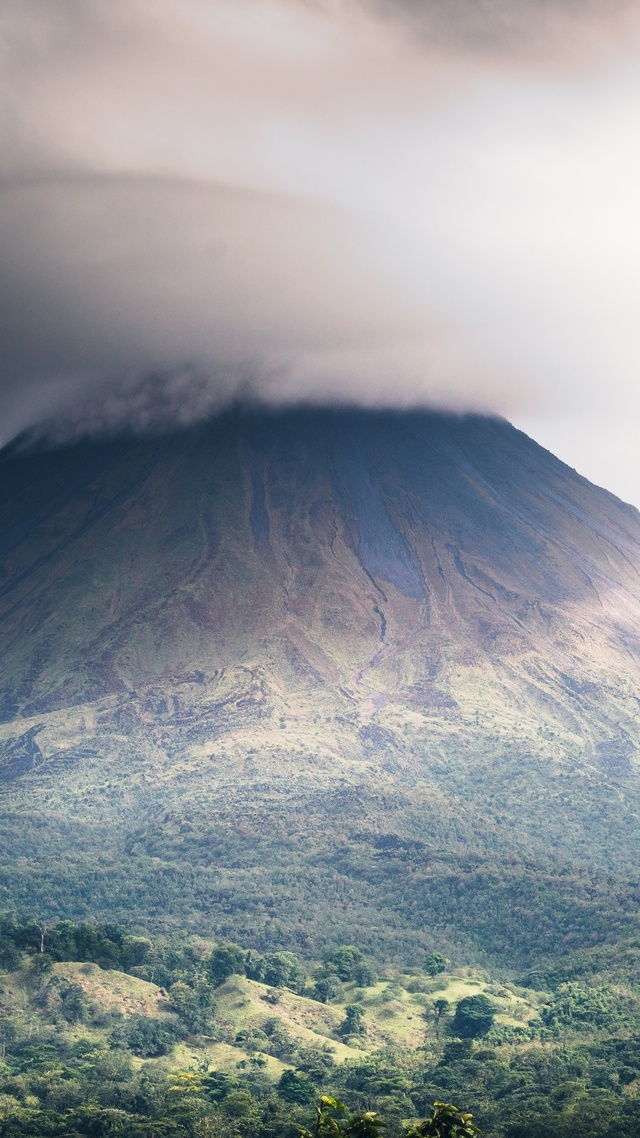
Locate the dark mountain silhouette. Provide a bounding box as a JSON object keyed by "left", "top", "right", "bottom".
{"left": 2, "top": 409, "right": 640, "bottom": 964}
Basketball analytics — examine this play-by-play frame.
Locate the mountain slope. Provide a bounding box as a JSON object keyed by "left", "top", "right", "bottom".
{"left": 2, "top": 409, "right": 640, "bottom": 965}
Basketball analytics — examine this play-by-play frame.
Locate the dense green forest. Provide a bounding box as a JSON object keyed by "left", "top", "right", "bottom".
{"left": 1, "top": 917, "right": 640, "bottom": 1137}
{"left": 2, "top": 783, "right": 640, "bottom": 971}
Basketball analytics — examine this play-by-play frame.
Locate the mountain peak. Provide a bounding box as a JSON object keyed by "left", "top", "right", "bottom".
{"left": 2, "top": 409, "right": 640, "bottom": 963}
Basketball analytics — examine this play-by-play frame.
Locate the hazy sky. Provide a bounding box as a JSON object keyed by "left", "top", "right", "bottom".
{"left": 3, "top": 0, "right": 640, "bottom": 502}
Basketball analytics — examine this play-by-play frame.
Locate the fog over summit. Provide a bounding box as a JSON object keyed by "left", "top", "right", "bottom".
{"left": 2, "top": 0, "right": 640, "bottom": 499}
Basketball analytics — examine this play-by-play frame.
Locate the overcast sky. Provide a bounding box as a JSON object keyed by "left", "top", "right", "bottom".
{"left": 2, "top": 0, "right": 640, "bottom": 503}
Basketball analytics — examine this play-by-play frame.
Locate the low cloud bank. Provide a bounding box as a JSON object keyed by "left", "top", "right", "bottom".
{"left": 2, "top": 0, "right": 640, "bottom": 460}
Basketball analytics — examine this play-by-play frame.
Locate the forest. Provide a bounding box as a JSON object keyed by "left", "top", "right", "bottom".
{"left": 0, "top": 917, "right": 639, "bottom": 1137}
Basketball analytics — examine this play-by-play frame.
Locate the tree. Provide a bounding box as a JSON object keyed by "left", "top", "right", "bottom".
{"left": 432, "top": 998, "right": 449, "bottom": 1040}
{"left": 34, "top": 919, "right": 50, "bottom": 954}
{"left": 327, "top": 946, "right": 366, "bottom": 982}
{"left": 30, "top": 951, "right": 53, "bottom": 978}
{"left": 405, "top": 1102, "right": 480, "bottom": 1138}
{"left": 120, "top": 935, "right": 152, "bottom": 969}
{"left": 344, "top": 1113, "right": 387, "bottom": 1138}
{"left": 314, "top": 975, "right": 343, "bottom": 1004}
{"left": 222, "top": 1089, "right": 260, "bottom": 1121}
{"left": 116, "top": 1014, "right": 178, "bottom": 1057}
{"left": 58, "top": 981, "right": 88, "bottom": 1024}
{"left": 235, "top": 1026, "right": 269, "bottom": 1053}
{"left": 278, "top": 1069, "right": 317, "bottom": 1104}
{"left": 263, "top": 1018, "right": 298, "bottom": 1061}
{"left": 340, "top": 1004, "right": 367, "bottom": 1037}
{"left": 452, "top": 995, "right": 495, "bottom": 1039}
{"left": 299, "top": 1096, "right": 386, "bottom": 1138}
{"left": 202, "top": 1070, "right": 236, "bottom": 1101}
{"left": 167, "top": 980, "right": 214, "bottom": 1033}
{"left": 353, "top": 961, "right": 377, "bottom": 988}
{"left": 423, "top": 953, "right": 447, "bottom": 978}
{"left": 0, "top": 938, "right": 21, "bottom": 972}
{"left": 261, "top": 951, "right": 306, "bottom": 990}
{"left": 245, "top": 949, "right": 306, "bottom": 988}
{"left": 296, "top": 1046, "right": 336, "bottom": 1083}
{"left": 207, "top": 943, "right": 246, "bottom": 987}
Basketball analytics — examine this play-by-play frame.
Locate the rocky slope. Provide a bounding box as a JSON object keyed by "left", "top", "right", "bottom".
{"left": 2, "top": 410, "right": 640, "bottom": 964}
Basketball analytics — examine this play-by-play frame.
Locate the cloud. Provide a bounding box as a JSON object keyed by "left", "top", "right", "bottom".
{"left": 0, "top": 172, "right": 484, "bottom": 440}
{"left": 2, "top": 0, "right": 640, "bottom": 468}
{"left": 5, "top": 169, "right": 519, "bottom": 442}
{"left": 360, "top": 0, "right": 640, "bottom": 63}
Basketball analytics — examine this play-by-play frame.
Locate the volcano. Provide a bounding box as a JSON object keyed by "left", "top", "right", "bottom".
{"left": 2, "top": 409, "right": 640, "bottom": 965}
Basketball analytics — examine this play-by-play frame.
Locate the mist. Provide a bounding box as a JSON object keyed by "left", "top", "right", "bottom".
{"left": 2, "top": 0, "right": 640, "bottom": 501}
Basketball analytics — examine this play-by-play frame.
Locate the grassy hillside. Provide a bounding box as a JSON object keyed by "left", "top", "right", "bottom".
{"left": 1, "top": 922, "right": 640, "bottom": 1138}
